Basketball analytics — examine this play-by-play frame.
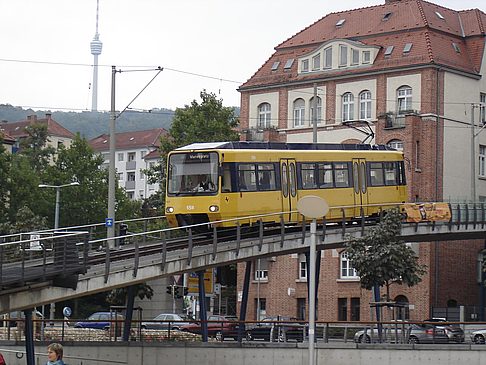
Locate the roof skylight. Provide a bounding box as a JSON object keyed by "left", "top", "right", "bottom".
{"left": 284, "top": 59, "right": 294, "bottom": 69}
{"left": 383, "top": 12, "right": 393, "bottom": 21}
{"left": 435, "top": 11, "right": 445, "bottom": 20}
{"left": 336, "top": 19, "right": 346, "bottom": 27}
{"left": 271, "top": 61, "right": 280, "bottom": 71}
{"left": 403, "top": 43, "right": 413, "bottom": 54}
{"left": 452, "top": 42, "right": 460, "bottom": 53}
{"left": 384, "top": 46, "right": 394, "bottom": 56}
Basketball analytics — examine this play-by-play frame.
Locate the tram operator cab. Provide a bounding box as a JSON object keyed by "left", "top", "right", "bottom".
{"left": 165, "top": 141, "right": 408, "bottom": 230}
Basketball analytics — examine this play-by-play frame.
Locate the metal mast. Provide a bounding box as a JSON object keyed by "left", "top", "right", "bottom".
{"left": 90, "top": 0, "right": 103, "bottom": 111}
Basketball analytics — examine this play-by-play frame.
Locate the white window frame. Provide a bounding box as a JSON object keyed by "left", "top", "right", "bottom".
{"left": 362, "top": 51, "right": 371, "bottom": 64}
{"left": 481, "top": 93, "right": 486, "bottom": 124}
{"left": 298, "top": 254, "right": 307, "bottom": 280}
{"left": 293, "top": 98, "right": 306, "bottom": 127}
{"left": 340, "top": 252, "right": 358, "bottom": 279}
{"left": 397, "top": 86, "right": 412, "bottom": 114}
{"left": 128, "top": 152, "right": 136, "bottom": 162}
{"left": 324, "top": 47, "right": 332, "bottom": 68}
{"left": 258, "top": 102, "right": 272, "bottom": 128}
{"left": 339, "top": 45, "right": 348, "bottom": 67}
{"left": 312, "top": 54, "right": 321, "bottom": 70}
{"left": 480, "top": 145, "right": 486, "bottom": 178}
{"left": 342, "top": 93, "right": 354, "bottom": 121}
{"left": 351, "top": 49, "right": 359, "bottom": 65}
{"left": 118, "top": 153, "right": 124, "bottom": 162}
{"left": 359, "top": 90, "right": 372, "bottom": 120}
{"left": 388, "top": 139, "right": 404, "bottom": 151}
{"left": 309, "top": 96, "right": 322, "bottom": 125}
{"left": 301, "top": 59, "right": 309, "bottom": 73}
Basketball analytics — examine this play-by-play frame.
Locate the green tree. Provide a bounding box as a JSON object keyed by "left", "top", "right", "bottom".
{"left": 0, "top": 137, "right": 11, "bottom": 224}
{"left": 106, "top": 284, "right": 154, "bottom": 306}
{"left": 344, "top": 209, "right": 427, "bottom": 301}
{"left": 160, "top": 90, "right": 239, "bottom": 155}
{"left": 19, "top": 123, "right": 55, "bottom": 172}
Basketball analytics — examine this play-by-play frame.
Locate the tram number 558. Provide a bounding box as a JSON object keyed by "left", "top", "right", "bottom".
{"left": 186, "top": 205, "right": 195, "bottom": 210}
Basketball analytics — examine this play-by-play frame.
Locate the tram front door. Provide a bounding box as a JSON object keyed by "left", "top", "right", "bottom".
{"left": 280, "top": 159, "right": 299, "bottom": 223}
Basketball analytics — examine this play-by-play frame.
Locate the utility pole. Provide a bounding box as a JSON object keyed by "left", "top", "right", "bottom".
{"left": 107, "top": 66, "right": 117, "bottom": 249}
{"left": 472, "top": 103, "right": 476, "bottom": 202}
{"left": 312, "top": 83, "right": 318, "bottom": 143}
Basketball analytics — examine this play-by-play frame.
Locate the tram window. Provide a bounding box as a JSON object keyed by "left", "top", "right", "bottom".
{"left": 334, "top": 162, "right": 350, "bottom": 188}
{"left": 282, "top": 163, "right": 289, "bottom": 197}
{"left": 257, "top": 164, "right": 276, "bottom": 191}
{"left": 384, "top": 162, "right": 397, "bottom": 185}
{"left": 301, "top": 163, "right": 317, "bottom": 189}
{"left": 369, "top": 162, "right": 385, "bottom": 186}
{"left": 222, "top": 164, "right": 232, "bottom": 192}
{"left": 238, "top": 164, "right": 257, "bottom": 191}
{"left": 318, "top": 163, "right": 333, "bottom": 188}
{"left": 289, "top": 163, "right": 297, "bottom": 197}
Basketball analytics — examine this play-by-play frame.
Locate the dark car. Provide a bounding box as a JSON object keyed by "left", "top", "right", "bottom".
{"left": 246, "top": 316, "right": 304, "bottom": 342}
{"left": 74, "top": 312, "right": 124, "bottom": 330}
{"left": 141, "top": 313, "right": 189, "bottom": 330}
{"left": 180, "top": 315, "right": 240, "bottom": 340}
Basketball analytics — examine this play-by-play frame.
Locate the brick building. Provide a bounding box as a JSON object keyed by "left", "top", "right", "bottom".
{"left": 236, "top": 0, "right": 486, "bottom": 322}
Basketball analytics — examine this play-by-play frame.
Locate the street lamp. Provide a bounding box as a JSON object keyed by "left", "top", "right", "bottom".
{"left": 38, "top": 182, "right": 80, "bottom": 229}
{"left": 38, "top": 181, "right": 79, "bottom": 323}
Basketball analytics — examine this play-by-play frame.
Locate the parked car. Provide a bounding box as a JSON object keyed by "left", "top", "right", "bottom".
{"left": 354, "top": 323, "right": 449, "bottom": 344}
{"left": 4, "top": 310, "right": 44, "bottom": 327}
{"left": 180, "top": 315, "right": 239, "bottom": 340}
{"left": 141, "top": 313, "right": 189, "bottom": 330}
{"left": 74, "top": 312, "right": 124, "bottom": 330}
{"left": 246, "top": 316, "right": 305, "bottom": 342}
{"left": 423, "top": 318, "right": 465, "bottom": 343}
{"left": 470, "top": 328, "right": 486, "bottom": 344}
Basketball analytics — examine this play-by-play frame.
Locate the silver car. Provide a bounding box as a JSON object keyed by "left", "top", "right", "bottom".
{"left": 354, "top": 323, "right": 449, "bottom": 344}
{"left": 141, "top": 313, "right": 188, "bottom": 330}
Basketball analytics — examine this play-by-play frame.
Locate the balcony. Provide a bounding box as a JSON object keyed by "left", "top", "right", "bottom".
{"left": 383, "top": 110, "right": 418, "bottom": 129}
{"left": 126, "top": 161, "right": 136, "bottom": 170}
{"left": 125, "top": 180, "right": 135, "bottom": 190}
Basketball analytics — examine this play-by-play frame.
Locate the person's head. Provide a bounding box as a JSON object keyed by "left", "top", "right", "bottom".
{"left": 47, "top": 343, "right": 63, "bottom": 362}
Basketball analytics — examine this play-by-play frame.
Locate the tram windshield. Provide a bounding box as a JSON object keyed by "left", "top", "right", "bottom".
{"left": 167, "top": 152, "right": 219, "bottom": 195}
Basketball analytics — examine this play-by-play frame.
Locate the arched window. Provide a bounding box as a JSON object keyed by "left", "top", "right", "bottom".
{"left": 342, "top": 92, "right": 354, "bottom": 121}
{"left": 387, "top": 139, "right": 404, "bottom": 151}
{"left": 340, "top": 252, "right": 358, "bottom": 279}
{"left": 359, "top": 90, "right": 372, "bottom": 120}
{"left": 397, "top": 86, "right": 412, "bottom": 114}
{"left": 394, "top": 295, "right": 410, "bottom": 320}
{"left": 309, "top": 96, "right": 322, "bottom": 125}
{"left": 257, "top": 103, "right": 271, "bottom": 129}
{"left": 293, "top": 98, "right": 305, "bottom": 127}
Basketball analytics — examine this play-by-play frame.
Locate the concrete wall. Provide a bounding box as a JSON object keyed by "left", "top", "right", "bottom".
{"left": 2, "top": 343, "right": 486, "bottom": 365}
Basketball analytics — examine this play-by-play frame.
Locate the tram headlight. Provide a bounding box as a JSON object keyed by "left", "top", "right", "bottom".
{"left": 166, "top": 206, "right": 174, "bottom": 213}
{"left": 209, "top": 205, "right": 219, "bottom": 212}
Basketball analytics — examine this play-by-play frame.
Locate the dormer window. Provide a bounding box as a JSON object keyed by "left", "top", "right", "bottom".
{"left": 336, "top": 19, "right": 346, "bottom": 27}
{"left": 339, "top": 45, "right": 348, "bottom": 67}
{"left": 324, "top": 47, "right": 332, "bottom": 68}
{"left": 362, "top": 51, "right": 371, "bottom": 64}
{"left": 301, "top": 59, "right": 309, "bottom": 72}
{"left": 312, "top": 54, "right": 321, "bottom": 70}
{"left": 351, "top": 49, "right": 359, "bottom": 65}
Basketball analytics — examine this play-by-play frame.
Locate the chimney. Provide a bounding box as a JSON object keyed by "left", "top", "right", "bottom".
{"left": 27, "top": 115, "right": 37, "bottom": 121}
{"left": 45, "top": 113, "right": 52, "bottom": 120}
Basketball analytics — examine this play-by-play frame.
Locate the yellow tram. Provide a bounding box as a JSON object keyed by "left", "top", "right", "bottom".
{"left": 164, "top": 142, "right": 408, "bottom": 229}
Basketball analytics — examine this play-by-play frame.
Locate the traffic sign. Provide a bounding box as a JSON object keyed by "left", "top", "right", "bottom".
{"left": 105, "top": 218, "right": 114, "bottom": 227}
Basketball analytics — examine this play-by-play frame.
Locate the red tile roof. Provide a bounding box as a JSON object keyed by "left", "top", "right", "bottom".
{"left": 0, "top": 114, "right": 75, "bottom": 139}
{"left": 0, "top": 129, "right": 15, "bottom": 144}
{"left": 89, "top": 128, "right": 167, "bottom": 152}
{"left": 144, "top": 149, "right": 161, "bottom": 160}
{"left": 240, "top": 0, "right": 485, "bottom": 90}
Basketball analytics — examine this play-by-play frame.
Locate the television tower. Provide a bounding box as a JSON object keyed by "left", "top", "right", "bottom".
{"left": 90, "top": 0, "right": 102, "bottom": 111}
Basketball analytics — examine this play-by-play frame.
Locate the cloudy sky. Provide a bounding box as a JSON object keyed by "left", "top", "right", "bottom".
{"left": 0, "top": 0, "right": 483, "bottom": 113}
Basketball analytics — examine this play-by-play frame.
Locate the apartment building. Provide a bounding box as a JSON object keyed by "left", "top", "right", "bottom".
{"left": 237, "top": 0, "right": 486, "bottom": 322}
{"left": 89, "top": 128, "right": 167, "bottom": 200}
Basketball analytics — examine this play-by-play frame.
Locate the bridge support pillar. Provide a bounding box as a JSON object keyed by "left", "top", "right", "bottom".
{"left": 123, "top": 285, "right": 136, "bottom": 341}
{"left": 24, "top": 309, "right": 35, "bottom": 365}
{"left": 197, "top": 270, "right": 208, "bottom": 342}
{"left": 238, "top": 261, "right": 252, "bottom": 343}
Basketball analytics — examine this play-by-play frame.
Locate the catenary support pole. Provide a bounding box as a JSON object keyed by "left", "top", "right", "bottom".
{"left": 24, "top": 309, "right": 35, "bottom": 365}
{"left": 238, "top": 261, "right": 252, "bottom": 343}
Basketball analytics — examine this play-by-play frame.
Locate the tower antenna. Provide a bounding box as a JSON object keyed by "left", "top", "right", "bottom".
{"left": 90, "top": 0, "right": 103, "bottom": 111}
